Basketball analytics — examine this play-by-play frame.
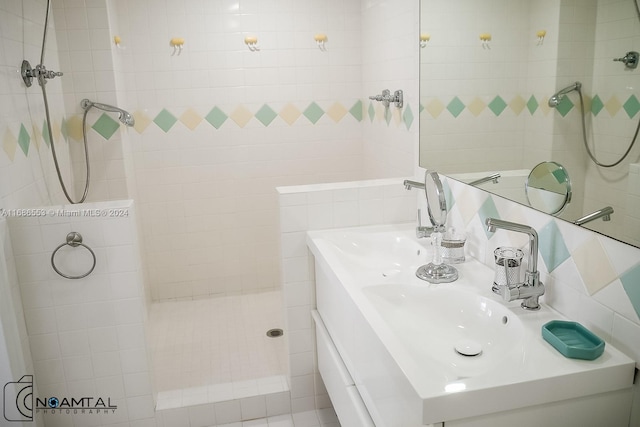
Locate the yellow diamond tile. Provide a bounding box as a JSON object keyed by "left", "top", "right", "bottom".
{"left": 392, "top": 108, "right": 402, "bottom": 126}
{"left": 180, "top": 108, "right": 203, "bottom": 130}
{"left": 509, "top": 95, "right": 526, "bottom": 115}
{"left": 375, "top": 104, "right": 384, "bottom": 122}
{"left": 230, "top": 105, "right": 253, "bottom": 128}
{"left": 66, "top": 115, "right": 83, "bottom": 141}
{"left": 540, "top": 98, "right": 552, "bottom": 116}
{"left": 326, "top": 102, "right": 348, "bottom": 123}
{"left": 32, "top": 124, "right": 41, "bottom": 150}
{"left": 133, "top": 110, "right": 152, "bottom": 134}
{"left": 426, "top": 99, "right": 445, "bottom": 118}
{"left": 467, "top": 97, "right": 486, "bottom": 117}
{"left": 573, "top": 236, "right": 618, "bottom": 295}
{"left": 604, "top": 95, "right": 622, "bottom": 117}
{"left": 3, "top": 128, "right": 17, "bottom": 161}
{"left": 582, "top": 95, "right": 592, "bottom": 114}
{"left": 455, "top": 186, "right": 480, "bottom": 226}
{"left": 280, "top": 103, "right": 301, "bottom": 125}
{"left": 52, "top": 120, "right": 62, "bottom": 142}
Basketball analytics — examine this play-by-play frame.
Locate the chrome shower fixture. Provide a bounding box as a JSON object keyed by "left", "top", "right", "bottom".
{"left": 548, "top": 82, "right": 582, "bottom": 108}
{"left": 81, "top": 99, "right": 135, "bottom": 127}
{"left": 613, "top": 51, "right": 639, "bottom": 69}
{"left": 21, "top": 60, "right": 63, "bottom": 87}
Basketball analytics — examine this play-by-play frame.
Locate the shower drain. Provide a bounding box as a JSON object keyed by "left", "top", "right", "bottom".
{"left": 266, "top": 328, "right": 284, "bottom": 338}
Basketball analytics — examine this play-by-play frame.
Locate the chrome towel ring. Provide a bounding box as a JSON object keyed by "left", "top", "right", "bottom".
{"left": 51, "top": 232, "right": 96, "bottom": 279}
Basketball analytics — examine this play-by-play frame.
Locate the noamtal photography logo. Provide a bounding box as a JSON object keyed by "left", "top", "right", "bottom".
{"left": 3, "top": 375, "right": 33, "bottom": 422}
{"left": 3, "top": 375, "right": 117, "bottom": 422}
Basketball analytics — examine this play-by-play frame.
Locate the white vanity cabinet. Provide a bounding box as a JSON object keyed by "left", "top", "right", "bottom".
{"left": 307, "top": 225, "right": 636, "bottom": 427}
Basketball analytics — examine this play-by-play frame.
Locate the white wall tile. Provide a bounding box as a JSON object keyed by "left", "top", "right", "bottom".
{"left": 62, "top": 355, "right": 94, "bottom": 381}
{"left": 58, "top": 330, "right": 91, "bottom": 357}
{"left": 126, "top": 395, "right": 155, "bottom": 421}
{"left": 214, "top": 400, "right": 242, "bottom": 424}
{"left": 240, "top": 395, "right": 267, "bottom": 420}
{"left": 612, "top": 314, "right": 640, "bottom": 367}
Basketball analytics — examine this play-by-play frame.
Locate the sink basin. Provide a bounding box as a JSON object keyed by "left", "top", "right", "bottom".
{"left": 307, "top": 223, "right": 635, "bottom": 426}
{"left": 362, "top": 284, "right": 524, "bottom": 379}
{"left": 310, "top": 225, "right": 425, "bottom": 278}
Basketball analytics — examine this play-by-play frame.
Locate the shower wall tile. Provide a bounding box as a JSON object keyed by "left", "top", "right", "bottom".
{"left": 0, "top": 0, "right": 65, "bottom": 208}
{"left": 277, "top": 178, "right": 416, "bottom": 412}
{"left": 361, "top": 0, "right": 418, "bottom": 179}
{"left": 105, "top": 0, "right": 406, "bottom": 299}
{"left": 7, "top": 200, "right": 156, "bottom": 426}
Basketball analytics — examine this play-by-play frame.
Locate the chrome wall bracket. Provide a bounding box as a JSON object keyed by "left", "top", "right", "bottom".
{"left": 613, "top": 51, "right": 639, "bottom": 69}
{"left": 21, "top": 60, "right": 63, "bottom": 87}
{"left": 369, "top": 89, "right": 403, "bottom": 108}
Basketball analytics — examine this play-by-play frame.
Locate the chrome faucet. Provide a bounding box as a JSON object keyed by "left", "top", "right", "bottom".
{"left": 573, "top": 206, "right": 614, "bottom": 226}
{"left": 485, "top": 218, "right": 545, "bottom": 310}
{"left": 403, "top": 179, "right": 424, "bottom": 190}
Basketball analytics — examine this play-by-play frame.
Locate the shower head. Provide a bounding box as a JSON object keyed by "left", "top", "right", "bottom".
{"left": 548, "top": 81, "right": 582, "bottom": 108}
{"left": 80, "top": 98, "right": 135, "bottom": 127}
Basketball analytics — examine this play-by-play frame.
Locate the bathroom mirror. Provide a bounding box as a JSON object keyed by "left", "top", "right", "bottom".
{"left": 424, "top": 170, "right": 447, "bottom": 228}
{"left": 419, "top": 0, "right": 640, "bottom": 248}
{"left": 525, "top": 161, "right": 572, "bottom": 215}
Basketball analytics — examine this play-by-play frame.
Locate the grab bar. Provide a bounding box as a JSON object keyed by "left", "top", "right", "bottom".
{"left": 51, "top": 232, "right": 96, "bottom": 279}
{"left": 469, "top": 173, "right": 501, "bottom": 186}
{"left": 573, "top": 206, "right": 614, "bottom": 226}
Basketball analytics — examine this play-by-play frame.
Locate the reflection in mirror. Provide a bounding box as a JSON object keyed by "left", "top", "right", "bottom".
{"left": 525, "top": 161, "right": 571, "bottom": 215}
{"left": 419, "top": 0, "right": 640, "bottom": 247}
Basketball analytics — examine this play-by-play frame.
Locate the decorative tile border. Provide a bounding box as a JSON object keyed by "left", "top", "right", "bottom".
{"left": 2, "top": 99, "right": 415, "bottom": 163}
{"left": 444, "top": 176, "right": 640, "bottom": 322}
{"left": 420, "top": 94, "right": 640, "bottom": 119}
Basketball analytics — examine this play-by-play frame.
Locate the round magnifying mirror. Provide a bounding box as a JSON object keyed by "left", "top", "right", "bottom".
{"left": 424, "top": 170, "right": 447, "bottom": 227}
{"left": 525, "top": 161, "right": 572, "bottom": 215}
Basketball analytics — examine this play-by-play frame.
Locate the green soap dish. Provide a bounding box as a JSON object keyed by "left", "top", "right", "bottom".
{"left": 542, "top": 320, "right": 605, "bottom": 360}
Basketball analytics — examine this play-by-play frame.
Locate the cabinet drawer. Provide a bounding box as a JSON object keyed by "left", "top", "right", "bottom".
{"left": 313, "top": 310, "right": 375, "bottom": 427}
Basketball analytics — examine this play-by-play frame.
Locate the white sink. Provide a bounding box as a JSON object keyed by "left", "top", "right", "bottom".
{"left": 362, "top": 284, "right": 525, "bottom": 380}
{"left": 313, "top": 226, "right": 425, "bottom": 277}
{"left": 308, "top": 223, "right": 635, "bottom": 426}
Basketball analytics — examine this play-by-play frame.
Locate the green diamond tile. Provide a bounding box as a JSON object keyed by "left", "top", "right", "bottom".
{"left": 92, "top": 113, "right": 120, "bottom": 140}
{"left": 255, "top": 104, "right": 278, "bottom": 126}
{"left": 447, "top": 97, "right": 465, "bottom": 118}
{"left": 555, "top": 96, "right": 574, "bottom": 117}
{"left": 367, "top": 102, "right": 375, "bottom": 122}
{"left": 538, "top": 220, "right": 570, "bottom": 273}
{"left": 303, "top": 102, "right": 324, "bottom": 124}
{"left": 527, "top": 95, "right": 539, "bottom": 115}
{"left": 349, "top": 100, "right": 363, "bottom": 122}
{"left": 621, "top": 263, "right": 640, "bottom": 318}
{"left": 591, "top": 95, "right": 604, "bottom": 116}
{"left": 479, "top": 196, "right": 500, "bottom": 239}
{"left": 17, "top": 124, "right": 30, "bottom": 156}
{"left": 443, "top": 179, "right": 455, "bottom": 210}
{"left": 488, "top": 96, "right": 508, "bottom": 116}
{"left": 403, "top": 104, "right": 414, "bottom": 130}
{"left": 384, "top": 107, "right": 392, "bottom": 125}
{"left": 42, "top": 120, "right": 51, "bottom": 146}
{"left": 623, "top": 95, "right": 640, "bottom": 118}
{"left": 419, "top": 103, "right": 424, "bottom": 113}
{"left": 154, "top": 109, "right": 178, "bottom": 132}
{"left": 205, "top": 107, "right": 228, "bottom": 129}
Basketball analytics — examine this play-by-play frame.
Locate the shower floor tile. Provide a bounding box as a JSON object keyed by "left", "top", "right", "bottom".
{"left": 149, "top": 291, "right": 287, "bottom": 394}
